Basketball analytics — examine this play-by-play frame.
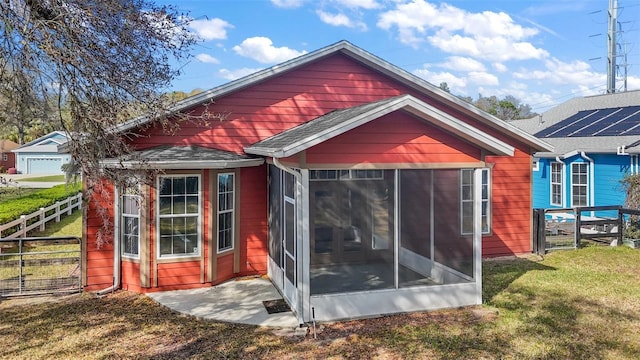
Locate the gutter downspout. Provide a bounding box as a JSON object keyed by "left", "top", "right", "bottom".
{"left": 97, "top": 190, "right": 121, "bottom": 296}
{"left": 555, "top": 156, "right": 566, "bottom": 208}
{"left": 580, "top": 152, "right": 595, "bottom": 217}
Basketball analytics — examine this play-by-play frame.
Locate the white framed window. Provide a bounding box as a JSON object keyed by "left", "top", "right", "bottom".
{"left": 571, "top": 163, "right": 588, "bottom": 207}
{"left": 217, "top": 173, "right": 235, "bottom": 253}
{"left": 121, "top": 184, "right": 141, "bottom": 258}
{"left": 461, "top": 169, "right": 490, "bottom": 235}
{"left": 157, "top": 175, "right": 200, "bottom": 258}
{"left": 550, "top": 162, "right": 563, "bottom": 206}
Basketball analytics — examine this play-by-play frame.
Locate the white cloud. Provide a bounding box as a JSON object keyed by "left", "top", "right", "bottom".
{"left": 271, "top": 0, "right": 304, "bottom": 8}
{"left": 513, "top": 57, "right": 603, "bottom": 87}
{"left": 195, "top": 53, "right": 220, "bottom": 64}
{"left": 331, "top": 0, "right": 381, "bottom": 9}
{"left": 493, "top": 63, "right": 508, "bottom": 73}
{"left": 377, "top": 0, "right": 547, "bottom": 62}
{"left": 413, "top": 67, "right": 468, "bottom": 92}
{"left": 218, "top": 67, "right": 265, "bottom": 81}
{"left": 317, "top": 10, "right": 367, "bottom": 30}
{"left": 467, "top": 71, "right": 499, "bottom": 86}
{"left": 188, "top": 18, "right": 233, "bottom": 41}
{"left": 233, "top": 37, "right": 307, "bottom": 64}
{"left": 440, "top": 56, "right": 485, "bottom": 72}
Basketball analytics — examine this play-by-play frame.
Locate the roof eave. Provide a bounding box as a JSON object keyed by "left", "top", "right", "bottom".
{"left": 100, "top": 158, "right": 264, "bottom": 169}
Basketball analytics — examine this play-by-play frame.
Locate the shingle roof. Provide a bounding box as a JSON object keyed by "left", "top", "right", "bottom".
{"left": 101, "top": 145, "right": 263, "bottom": 169}
{"left": 245, "top": 94, "right": 516, "bottom": 158}
{"left": 512, "top": 91, "right": 640, "bottom": 156}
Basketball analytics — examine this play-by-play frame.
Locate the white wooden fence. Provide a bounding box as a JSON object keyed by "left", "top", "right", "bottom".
{"left": 0, "top": 193, "right": 83, "bottom": 239}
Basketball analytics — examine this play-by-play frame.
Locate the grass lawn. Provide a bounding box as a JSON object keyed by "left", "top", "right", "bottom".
{"left": 0, "top": 246, "right": 639, "bottom": 359}
{"left": 18, "top": 175, "right": 67, "bottom": 182}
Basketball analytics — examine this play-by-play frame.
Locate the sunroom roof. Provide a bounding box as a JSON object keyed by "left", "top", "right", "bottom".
{"left": 101, "top": 145, "right": 264, "bottom": 169}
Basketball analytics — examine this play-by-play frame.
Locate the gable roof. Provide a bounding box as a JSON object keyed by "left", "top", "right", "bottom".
{"left": 245, "top": 94, "right": 514, "bottom": 158}
{"left": 513, "top": 91, "right": 640, "bottom": 157}
{"left": 13, "top": 131, "right": 69, "bottom": 153}
{"left": 0, "top": 139, "right": 19, "bottom": 152}
{"left": 115, "top": 40, "right": 551, "bottom": 153}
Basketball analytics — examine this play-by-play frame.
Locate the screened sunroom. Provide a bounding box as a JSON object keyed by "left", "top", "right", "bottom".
{"left": 265, "top": 165, "right": 486, "bottom": 323}
{"left": 245, "top": 95, "right": 514, "bottom": 323}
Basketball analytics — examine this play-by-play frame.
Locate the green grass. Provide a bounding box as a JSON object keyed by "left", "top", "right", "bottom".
{"left": 0, "top": 247, "right": 639, "bottom": 359}
{"left": 20, "top": 175, "right": 66, "bottom": 182}
{"left": 29, "top": 210, "right": 82, "bottom": 238}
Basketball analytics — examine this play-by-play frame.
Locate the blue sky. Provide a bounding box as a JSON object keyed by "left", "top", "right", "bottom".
{"left": 157, "top": 0, "right": 640, "bottom": 113}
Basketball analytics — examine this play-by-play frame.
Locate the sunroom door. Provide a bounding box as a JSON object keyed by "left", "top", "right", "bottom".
{"left": 282, "top": 172, "right": 297, "bottom": 307}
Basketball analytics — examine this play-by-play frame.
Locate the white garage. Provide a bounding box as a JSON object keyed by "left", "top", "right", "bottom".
{"left": 12, "top": 131, "right": 70, "bottom": 175}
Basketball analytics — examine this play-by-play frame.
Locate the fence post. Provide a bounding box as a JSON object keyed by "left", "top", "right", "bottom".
{"left": 533, "top": 209, "right": 546, "bottom": 255}
{"left": 574, "top": 208, "right": 581, "bottom": 249}
{"left": 19, "top": 215, "right": 27, "bottom": 238}
{"left": 617, "top": 208, "right": 624, "bottom": 246}
{"left": 39, "top": 207, "right": 46, "bottom": 231}
{"left": 55, "top": 201, "right": 61, "bottom": 222}
{"left": 66, "top": 197, "right": 73, "bottom": 215}
{"left": 77, "top": 193, "right": 82, "bottom": 211}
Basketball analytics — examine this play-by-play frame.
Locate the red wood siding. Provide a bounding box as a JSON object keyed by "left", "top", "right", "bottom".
{"left": 239, "top": 166, "right": 268, "bottom": 275}
{"left": 121, "top": 261, "right": 140, "bottom": 290}
{"left": 132, "top": 54, "right": 408, "bottom": 153}
{"left": 482, "top": 148, "right": 532, "bottom": 256}
{"left": 83, "top": 181, "right": 115, "bottom": 291}
{"left": 157, "top": 261, "right": 201, "bottom": 287}
{"left": 306, "top": 112, "right": 482, "bottom": 164}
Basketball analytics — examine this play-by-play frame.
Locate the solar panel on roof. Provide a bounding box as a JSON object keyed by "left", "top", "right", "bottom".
{"left": 534, "top": 105, "right": 640, "bottom": 138}
{"left": 534, "top": 110, "right": 597, "bottom": 137}
{"left": 594, "top": 107, "right": 640, "bottom": 136}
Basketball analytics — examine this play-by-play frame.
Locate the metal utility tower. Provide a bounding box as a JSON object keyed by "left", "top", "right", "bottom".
{"left": 607, "top": 0, "right": 618, "bottom": 93}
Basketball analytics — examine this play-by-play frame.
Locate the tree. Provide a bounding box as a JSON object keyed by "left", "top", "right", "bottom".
{"left": 0, "top": 0, "right": 197, "bottom": 241}
{"left": 472, "top": 94, "right": 536, "bottom": 121}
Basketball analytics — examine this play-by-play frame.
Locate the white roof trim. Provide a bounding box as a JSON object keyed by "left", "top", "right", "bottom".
{"left": 247, "top": 95, "right": 514, "bottom": 158}
{"left": 100, "top": 158, "right": 264, "bottom": 170}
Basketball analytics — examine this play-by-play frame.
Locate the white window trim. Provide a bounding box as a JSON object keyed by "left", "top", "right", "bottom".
{"left": 460, "top": 169, "right": 490, "bottom": 235}
{"left": 570, "top": 163, "right": 589, "bottom": 207}
{"left": 156, "top": 174, "right": 202, "bottom": 259}
{"left": 217, "top": 172, "right": 235, "bottom": 254}
{"left": 550, "top": 162, "right": 563, "bottom": 207}
{"left": 532, "top": 160, "right": 539, "bottom": 171}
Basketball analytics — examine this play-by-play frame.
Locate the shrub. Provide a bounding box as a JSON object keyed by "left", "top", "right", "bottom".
{"left": 0, "top": 183, "right": 82, "bottom": 224}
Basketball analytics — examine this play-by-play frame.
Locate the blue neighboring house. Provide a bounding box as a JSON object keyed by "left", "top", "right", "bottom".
{"left": 513, "top": 90, "right": 640, "bottom": 211}
{"left": 12, "top": 131, "right": 70, "bottom": 175}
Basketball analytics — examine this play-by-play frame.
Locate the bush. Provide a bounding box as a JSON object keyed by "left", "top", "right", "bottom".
{"left": 0, "top": 183, "right": 82, "bottom": 224}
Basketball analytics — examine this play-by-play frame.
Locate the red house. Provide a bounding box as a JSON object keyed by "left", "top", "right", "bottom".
{"left": 84, "top": 41, "right": 552, "bottom": 323}
{"left": 0, "top": 139, "right": 18, "bottom": 171}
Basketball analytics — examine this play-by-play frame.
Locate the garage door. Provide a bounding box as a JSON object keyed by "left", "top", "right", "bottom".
{"left": 27, "top": 157, "right": 63, "bottom": 174}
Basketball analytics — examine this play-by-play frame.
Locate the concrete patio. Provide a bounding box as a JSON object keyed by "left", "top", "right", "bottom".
{"left": 147, "top": 276, "right": 302, "bottom": 329}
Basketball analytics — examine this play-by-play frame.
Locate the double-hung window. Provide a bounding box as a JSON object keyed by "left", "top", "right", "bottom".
{"left": 217, "top": 173, "right": 235, "bottom": 253}
{"left": 571, "top": 163, "right": 588, "bottom": 206}
{"left": 121, "top": 184, "right": 140, "bottom": 258}
{"left": 461, "top": 169, "right": 490, "bottom": 235}
{"left": 551, "top": 162, "right": 563, "bottom": 206}
{"left": 158, "top": 175, "right": 200, "bottom": 257}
